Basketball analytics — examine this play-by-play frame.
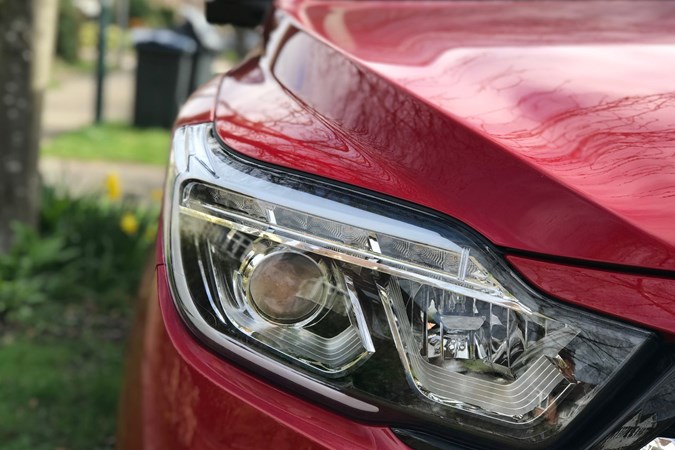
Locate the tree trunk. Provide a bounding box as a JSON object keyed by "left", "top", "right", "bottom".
{"left": 0, "top": 0, "right": 57, "bottom": 251}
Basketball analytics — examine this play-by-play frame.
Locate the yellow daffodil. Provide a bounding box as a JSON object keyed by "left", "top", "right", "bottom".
{"left": 105, "top": 173, "right": 122, "bottom": 201}
{"left": 120, "top": 212, "right": 139, "bottom": 236}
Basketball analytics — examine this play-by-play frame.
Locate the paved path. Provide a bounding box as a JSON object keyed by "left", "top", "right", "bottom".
{"left": 39, "top": 56, "right": 233, "bottom": 200}
{"left": 40, "top": 61, "right": 165, "bottom": 200}
{"left": 42, "top": 68, "right": 135, "bottom": 141}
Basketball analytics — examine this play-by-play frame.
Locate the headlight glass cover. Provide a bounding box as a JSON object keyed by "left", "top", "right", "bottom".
{"left": 165, "top": 124, "right": 653, "bottom": 445}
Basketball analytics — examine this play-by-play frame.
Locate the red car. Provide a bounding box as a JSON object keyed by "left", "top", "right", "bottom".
{"left": 117, "top": 1, "right": 675, "bottom": 449}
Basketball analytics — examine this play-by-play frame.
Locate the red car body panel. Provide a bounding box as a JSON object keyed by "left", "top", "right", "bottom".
{"left": 175, "top": 77, "right": 220, "bottom": 128}
{"left": 214, "top": 1, "right": 675, "bottom": 272}
{"left": 507, "top": 255, "right": 675, "bottom": 338}
{"left": 120, "top": 2, "right": 675, "bottom": 449}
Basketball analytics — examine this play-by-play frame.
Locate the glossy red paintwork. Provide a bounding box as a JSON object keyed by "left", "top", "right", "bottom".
{"left": 214, "top": 1, "right": 675, "bottom": 272}
{"left": 507, "top": 256, "right": 675, "bottom": 338}
{"left": 119, "top": 2, "right": 675, "bottom": 449}
{"left": 175, "top": 76, "right": 221, "bottom": 128}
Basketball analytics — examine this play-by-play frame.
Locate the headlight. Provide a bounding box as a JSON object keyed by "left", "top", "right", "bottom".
{"left": 165, "top": 124, "right": 653, "bottom": 446}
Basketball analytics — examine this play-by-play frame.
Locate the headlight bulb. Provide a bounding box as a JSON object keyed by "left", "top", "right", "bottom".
{"left": 244, "top": 250, "right": 327, "bottom": 326}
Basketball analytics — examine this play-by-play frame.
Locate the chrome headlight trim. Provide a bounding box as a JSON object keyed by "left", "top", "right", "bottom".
{"left": 163, "top": 123, "right": 379, "bottom": 413}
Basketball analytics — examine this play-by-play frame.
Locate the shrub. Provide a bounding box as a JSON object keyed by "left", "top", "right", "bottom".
{"left": 40, "top": 187, "right": 158, "bottom": 301}
{"left": 0, "top": 187, "right": 159, "bottom": 323}
{"left": 129, "top": 0, "right": 175, "bottom": 27}
{"left": 151, "top": 7, "right": 176, "bottom": 27}
{"left": 0, "top": 224, "right": 79, "bottom": 322}
{"left": 129, "top": 0, "right": 151, "bottom": 21}
{"left": 79, "top": 22, "right": 129, "bottom": 51}
{"left": 56, "top": 0, "right": 82, "bottom": 63}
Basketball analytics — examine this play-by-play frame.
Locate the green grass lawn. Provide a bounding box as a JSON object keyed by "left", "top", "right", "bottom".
{"left": 42, "top": 123, "right": 170, "bottom": 166}
{"left": 0, "top": 316, "right": 125, "bottom": 450}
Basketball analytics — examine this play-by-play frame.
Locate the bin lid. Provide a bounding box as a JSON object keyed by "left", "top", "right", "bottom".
{"left": 133, "top": 28, "right": 197, "bottom": 54}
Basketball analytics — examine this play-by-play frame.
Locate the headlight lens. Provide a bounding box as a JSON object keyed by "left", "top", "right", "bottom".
{"left": 246, "top": 250, "right": 327, "bottom": 324}
{"left": 166, "top": 124, "right": 653, "bottom": 445}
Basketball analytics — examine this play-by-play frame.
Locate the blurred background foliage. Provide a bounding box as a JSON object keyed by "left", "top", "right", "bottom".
{"left": 56, "top": 0, "right": 83, "bottom": 63}
{"left": 0, "top": 185, "right": 158, "bottom": 323}
{"left": 0, "top": 184, "right": 159, "bottom": 450}
{"left": 0, "top": 0, "right": 240, "bottom": 447}
{"left": 1, "top": 75, "right": 166, "bottom": 448}
{"left": 56, "top": 0, "right": 177, "bottom": 66}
